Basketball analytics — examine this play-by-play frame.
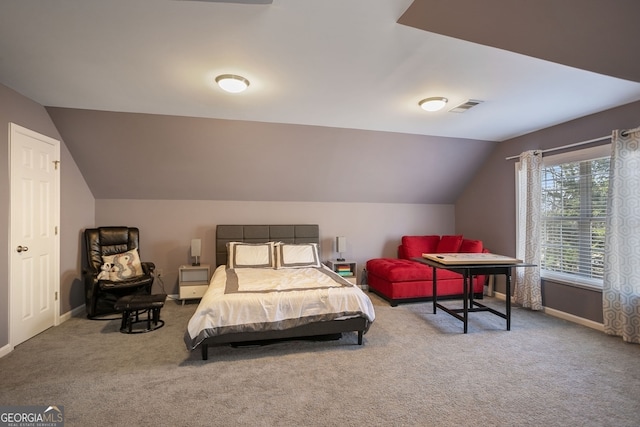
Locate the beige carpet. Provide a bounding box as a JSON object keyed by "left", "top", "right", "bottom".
{"left": 1, "top": 293, "right": 638, "bottom": 427}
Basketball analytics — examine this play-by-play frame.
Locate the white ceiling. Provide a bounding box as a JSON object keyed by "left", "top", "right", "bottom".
{"left": 1, "top": 0, "right": 639, "bottom": 142}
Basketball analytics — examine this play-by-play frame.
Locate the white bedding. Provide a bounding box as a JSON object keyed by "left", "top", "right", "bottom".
{"left": 184, "top": 264, "right": 375, "bottom": 350}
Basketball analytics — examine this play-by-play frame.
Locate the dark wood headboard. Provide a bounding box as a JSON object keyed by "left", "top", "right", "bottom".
{"left": 215, "top": 224, "right": 320, "bottom": 267}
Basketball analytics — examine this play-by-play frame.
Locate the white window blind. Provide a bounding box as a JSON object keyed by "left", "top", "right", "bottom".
{"left": 540, "top": 145, "right": 610, "bottom": 287}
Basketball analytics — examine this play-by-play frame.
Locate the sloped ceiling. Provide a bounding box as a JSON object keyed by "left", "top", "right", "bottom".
{"left": 2, "top": 0, "right": 639, "bottom": 203}
{"left": 399, "top": 0, "right": 640, "bottom": 83}
{"left": 46, "top": 107, "right": 496, "bottom": 203}
{"left": 1, "top": 1, "right": 639, "bottom": 141}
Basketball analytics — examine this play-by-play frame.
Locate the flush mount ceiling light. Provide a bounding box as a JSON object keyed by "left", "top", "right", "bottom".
{"left": 419, "top": 97, "right": 448, "bottom": 112}
{"left": 215, "top": 74, "right": 250, "bottom": 93}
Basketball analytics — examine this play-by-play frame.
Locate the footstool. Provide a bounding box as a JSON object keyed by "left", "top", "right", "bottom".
{"left": 114, "top": 294, "right": 167, "bottom": 334}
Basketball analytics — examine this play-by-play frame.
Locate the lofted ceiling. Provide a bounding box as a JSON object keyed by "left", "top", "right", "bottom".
{"left": 1, "top": 0, "right": 640, "bottom": 142}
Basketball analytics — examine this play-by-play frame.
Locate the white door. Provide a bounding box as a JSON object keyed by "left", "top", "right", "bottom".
{"left": 10, "top": 123, "right": 60, "bottom": 347}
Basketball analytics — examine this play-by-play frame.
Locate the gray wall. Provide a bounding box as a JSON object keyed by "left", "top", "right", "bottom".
{"left": 3, "top": 80, "right": 637, "bottom": 350}
{"left": 46, "top": 108, "right": 497, "bottom": 204}
{"left": 1, "top": 81, "right": 460, "bottom": 352}
{"left": 95, "top": 199, "right": 456, "bottom": 295}
{"left": 0, "top": 83, "right": 95, "bottom": 350}
{"left": 456, "top": 100, "right": 640, "bottom": 323}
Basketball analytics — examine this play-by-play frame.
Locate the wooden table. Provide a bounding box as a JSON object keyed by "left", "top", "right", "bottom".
{"left": 413, "top": 254, "right": 535, "bottom": 333}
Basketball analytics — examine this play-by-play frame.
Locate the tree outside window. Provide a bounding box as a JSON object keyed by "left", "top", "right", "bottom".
{"left": 541, "top": 157, "right": 609, "bottom": 286}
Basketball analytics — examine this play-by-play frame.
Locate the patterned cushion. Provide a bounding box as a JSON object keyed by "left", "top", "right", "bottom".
{"left": 102, "top": 249, "right": 144, "bottom": 281}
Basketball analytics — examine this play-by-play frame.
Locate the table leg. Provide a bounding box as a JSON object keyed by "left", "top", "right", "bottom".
{"left": 120, "top": 310, "right": 129, "bottom": 332}
{"left": 506, "top": 269, "right": 512, "bottom": 331}
{"left": 463, "top": 269, "right": 469, "bottom": 333}
{"left": 432, "top": 266, "right": 437, "bottom": 314}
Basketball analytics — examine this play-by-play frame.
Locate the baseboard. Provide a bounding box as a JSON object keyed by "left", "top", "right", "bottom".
{"left": 59, "top": 303, "right": 87, "bottom": 323}
{"left": 57, "top": 296, "right": 179, "bottom": 324}
{"left": 4, "top": 298, "right": 182, "bottom": 358}
{"left": 492, "top": 291, "right": 507, "bottom": 301}
{"left": 543, "top": 306, "right": 604, "bottom": 332}
{"left": 0, "top": 343, "right": 13, "bottom": 358}
{"left": 492, "top": 291, "right": 604, "bottom": 332}
{"left": 2, "top": 304, "right": 87, "bottom": 359}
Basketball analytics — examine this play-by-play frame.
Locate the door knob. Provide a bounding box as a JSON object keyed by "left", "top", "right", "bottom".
{"left": 16, "top": 245, "right": 29, "bottom": 253}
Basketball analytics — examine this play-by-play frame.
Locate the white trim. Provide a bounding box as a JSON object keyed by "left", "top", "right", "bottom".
{"left": 492, "top": 291, "right": 604, "bottom": 332}
{"left": 9, "top": 123, "right": 61, "bottom": 346}
{"left": 58, "top": 304, "right": 87, "bottom": 323}
{"left": 0, "top": 343, "right": 13, "bottom": 358}
{"left": 492, "top": 290, "right": 507, "bottom": 301}
{"left": 541, "top": 272, "right": 602, "bottom": 291}
{"left": 543, "top": 307, "right": 604, "bottom": 332}
{"left": 2, "top": 304, "right": 86, "bottom": 358}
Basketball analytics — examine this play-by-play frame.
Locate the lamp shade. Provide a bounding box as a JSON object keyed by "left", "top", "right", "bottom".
{"left": 191, "top": 239, "right": 201, "bottom": 257}
{"left": 419, "top": 97, "right": 448, "bottom": 112}
{"left": 215, "top": 74, "right": 250, "bottom": 93}
{"left": 336, "top": 236, "right": 347, "bottom": 253}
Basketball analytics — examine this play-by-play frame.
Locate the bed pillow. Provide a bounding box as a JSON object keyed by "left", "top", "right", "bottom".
{"left": 436, "top": 235, "right": 464, "bottom": 253}
{"left": 102, "top": 249, "right": 144, "bottom": 281}
{"left": 227, "top": 242, "right": 276, "bottom": 269}
{"left": 275, "top": 243, "right": 321, "bottom": 269}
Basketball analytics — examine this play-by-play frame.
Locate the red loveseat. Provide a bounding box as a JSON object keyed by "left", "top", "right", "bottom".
{"left": 365, "top": 235, "right": 487, "bottom": 306}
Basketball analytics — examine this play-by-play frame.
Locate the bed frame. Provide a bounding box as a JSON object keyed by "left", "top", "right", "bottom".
{"left": 197, "top": 224, "right": 368, "bottom": 360}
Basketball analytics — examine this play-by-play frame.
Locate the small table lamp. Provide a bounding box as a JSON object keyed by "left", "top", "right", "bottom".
{"left": 191, "top": 238, "right": 201, "bottom": 266}
{"left": 336, "top": 236, "right": 347, "bottom": 261}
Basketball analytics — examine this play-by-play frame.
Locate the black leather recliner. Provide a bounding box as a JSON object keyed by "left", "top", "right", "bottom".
{"left": 83, "top": 227, "right": 155, "bottom": 318}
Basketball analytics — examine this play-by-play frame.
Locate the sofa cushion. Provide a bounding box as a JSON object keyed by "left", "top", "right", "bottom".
{"left": 366, "top": 258, "right": 463, "bottom": 281}
{"left": 400, "top": 235, "right": 440, "bottom": 259}
{"left": 460, "top": 239, "right": 483, "bottom": 253}
{"left": 436, "top": 235, "right": 463, "bottom": 252}
{"left": 367, "top": 258, "right": 432, "bottom": 281}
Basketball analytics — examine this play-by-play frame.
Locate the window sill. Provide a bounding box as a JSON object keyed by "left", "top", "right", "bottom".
{"left": 541, "top": 274, "right": 603, "bottom": 292}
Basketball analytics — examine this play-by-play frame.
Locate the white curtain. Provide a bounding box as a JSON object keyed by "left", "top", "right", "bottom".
{"left": 514, "top": 151, "right": 543, "bottom": 310}
{"left": 603, "top": 129, "right": 640, "bottom": 344}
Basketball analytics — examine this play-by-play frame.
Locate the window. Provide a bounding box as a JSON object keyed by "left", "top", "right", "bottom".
{"left": 539, "top": 145, "right": 610, "bottom": 288}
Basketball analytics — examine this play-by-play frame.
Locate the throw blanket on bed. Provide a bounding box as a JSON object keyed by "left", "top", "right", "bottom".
{"left": 184, "top": 265, "right": 376, "bottom": 350}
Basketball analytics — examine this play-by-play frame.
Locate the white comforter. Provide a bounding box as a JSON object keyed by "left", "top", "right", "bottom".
{"left": 185, "top": 265, "right": 375, "bottom": 350}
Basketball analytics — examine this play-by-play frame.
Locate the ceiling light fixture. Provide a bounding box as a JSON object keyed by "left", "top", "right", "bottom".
{"left": 419, "top": 97, "right": 448, "bottom": 112}
{"left": 215, "top": 74, "right": 250, "bottom": 93}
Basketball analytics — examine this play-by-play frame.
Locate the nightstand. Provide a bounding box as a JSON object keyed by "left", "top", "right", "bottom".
{"left": 178, "top": 264, "right": 210, "bottom": 305}
{"left": 325, "top": 260, "right": 357, "bottom": 286}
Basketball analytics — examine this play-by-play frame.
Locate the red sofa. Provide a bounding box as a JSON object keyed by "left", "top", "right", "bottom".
{"left": 366, "top": 235, "right": 487, "bottom": 306}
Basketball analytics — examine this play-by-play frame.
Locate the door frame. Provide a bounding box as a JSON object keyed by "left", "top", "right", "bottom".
{"left": 9, "top": 123, "right": 61, "bottom": 349}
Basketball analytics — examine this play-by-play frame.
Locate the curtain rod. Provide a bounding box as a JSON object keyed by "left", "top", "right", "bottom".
{"left": 622, "top": 125, "right": 640, "bottom": 136}
{"left": 505, "top": 135, "right": 610, "bottom": 160}
{"left": 505, "top": 125, "right": 640, "bottom": 160}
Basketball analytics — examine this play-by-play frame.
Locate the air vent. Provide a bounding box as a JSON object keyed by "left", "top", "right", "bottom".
{"left": 449, "top": 99, "right": 483, "bottom": 113}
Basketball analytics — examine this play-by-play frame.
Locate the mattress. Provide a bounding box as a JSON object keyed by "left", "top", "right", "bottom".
{"left": 184, "top": 264, "right": 376, "bottom": 350}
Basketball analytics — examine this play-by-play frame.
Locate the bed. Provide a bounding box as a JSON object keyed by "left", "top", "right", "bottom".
{"left": 184, "top": 224, "right": 376, "bottom": 360}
